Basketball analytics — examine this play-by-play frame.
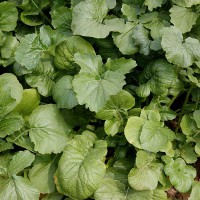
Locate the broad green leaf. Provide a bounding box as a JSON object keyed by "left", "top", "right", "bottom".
{"left": 140, "top": 120, "right": 175, "bottom": 153}
{"left": 52, "top": 76, "right": 78, "bottom": 109}
{"left": 135, "top": 151, "right": 155, "bottom": 168}
{"left": 113, "top": 22, "right": 138, "bottom": 55}
{"left": 189, "top": 181, "right": 200, "bottom": 200}
{"left": 42, "top": 192, "right": 63, "bottom": 200}
{"left": 15, "top": 33, "right": 45, "bottom": 70}
{"left": 8, "top": 150, "right": 35, "bottom": 175}
{"left": 105, "top": 58, "right": 137, "bottom": 74}
{"left": 56, "top": 131, "right": 107, "bottom": 199}
{"left": 172, "top": 0, "right": 200, "bottom": 7}
{"left": 195, "top": 141, "right": 200, "bottom": 155}
{"left": 94, "top": 178, "right": 153, "bottom": 200}
{"left": 163, "top": 158, "right": 196, "bottom": 193}
{"left": 161, "top": 26, "right": 200, "bottom": 68}
{"left": 73, "top": 53, "right": 126, "bottom": 112}
{"left": 121, "top": 4, "right": 137, "bottom": 21}
{"left": 29, "top": 104, "right": 70, "bottom": 154}
{"left": 71, "top": 0, "right": 109, "bottom": 38}
{"left": 0, "top": 73, "right": 23, "bottom": 118}
{"left": 0, "top": 2, "right": 18, "bottom": 32}
{"left": 51, "top": 6, "right": 72, "bottom": 34}
{"left": 152, "top": 189, "right": 168, "bottom": 200}
{"left": 193, "top": 110, "right": 200, "bottom": 128}
{"left": 13, "top": 89, "right": 40, "bottom": 116}
{"left": 0, "top": 113, "right": 24, "bottom": 138}
{"left": 25, "top": 61, "right": 59, "bottom": 97}
{"left": 0, "top": 175, "right": 39, "bottom": 200}
{"left": 54, "top": 36, "right": 94, "bottom": 72}
{"left": 97, "top": 90, "right": 135, "bottom": 120}
{"left": 180, "top": 115, "right": 197, "bottom": 136}
{"left": 29, "top": 155, "right": 56, "bottom": 193}
{"left": 170, "top": 6, "right": 198, "bottom": 33}
{"left": 124, "top": 116, "right": 145, "bottom": 149}
{"left": 136, "top": 59, "right": 178, "bottom": 97}
{"left": 144, "top": 0, "right": 163, "bottom": 11}
{"left": 180, "top": 143, "right": 197, "bottom": 164}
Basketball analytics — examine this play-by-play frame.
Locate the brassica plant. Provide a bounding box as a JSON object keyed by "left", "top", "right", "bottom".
{"left": 0, "top": 0, "right": 200, "bottom": 199}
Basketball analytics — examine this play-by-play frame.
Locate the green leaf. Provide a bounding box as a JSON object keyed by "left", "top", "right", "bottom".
{"left": 124, "top": 116, "right": 145, "bottom": 149}
{"left": 56, "top": 131, "right": 107, "bottom": 199}
{"left": 105, "top": 58, "right": 137, "bottom": 74}
{"left": 172, "top": 0, "right": 200, "bottom": 7}
{"left": 29, "top": 155, "right": 56, "bottom": 193}
{"left": 144, "top": 0, "right": 163, "bottom": 11}
{"left": 29, "top": 104, "right": 70, "bottom": 154}
{"left": 52, "top": 76, "right": 78, "bottom": 109}
{"left": 51, "top": 6, "right": 72, "bottom": 34}
{"left": 180, "top": 115, "right": 197, "bottom": 136}
{"left": 180, "top": 143, "right": 197, "bottom": 164}
{"left": 0, "top": 139, "right": 14, "bottom": 152}
{"left": 161, "top": 26, "right": 200, "bottom": 68}
{"left": 13, "top": 89, "right": 40, "bottom": 117}
{"left": 112, "top": 22, "right": 138, "bottom": 55}
{"left": 0, "top": 112, "right": 24, "bottom": 138}
{"left": 0, "top": 2, "right": 18, "bottom": 32}
{"left": 0, "top": 73, "right": 23, "bottom": 118}
{"left": 104, "top": 119, "right": 121, "bottom": 136}
{"left": 71, "top": 0, "right": 123, "bottom": 38}
{"left": 0, "top": 175, "right": 39, "bottom": 200}
{"left": 170, "top": 6, "right": 198, "bottom": 33}
{"left": 193, "top": 110, "right": 200, "bottom": 128}
{"left": 42, "top": 192, "right": 63, "bottom": 200}
{"left": 97, "top": 90, "right": 135, "bottom": 120}
{"left": 163, "top": 157, "right": 196, "bottom": 193}
{"left": 54, "top": 36, "right": 94, "bottom": 71}
{"left": 140, "top": 120, "right": 175, "bottom": 153}
{"left": 8, "top": 150, "right": 35, "bottom": 175}
{"left": 73, "top": 53, "right": 126, "bottom": 112}
{"left": 189, "top": 181, "right": 200, "bottom": 200}
{"left": 121, "top": 4, "right": 137, "bottom": 21}
{"left": 94, "top": 178, "right": 153, "bottom": 200}
{"left": 136, "top": 59, "right": 178, "bottom": 97}
{"left": 71, "top": 0, "right": 109, "bottom": 38}
{"left": 128, "top": 151, "right": 162, "bottom": 190}
{"left": 25, "top": 61, "right": 58, "bottom": 97}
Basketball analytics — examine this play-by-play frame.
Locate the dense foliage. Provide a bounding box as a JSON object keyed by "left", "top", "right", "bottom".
{"left": 0, "top": 0, "right": 200, "bottom": 199}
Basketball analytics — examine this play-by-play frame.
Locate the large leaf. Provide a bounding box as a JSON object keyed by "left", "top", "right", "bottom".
{"left": 163, "top": 157, "right": 196, "bottom": 193}
{"left": 73, "top": 53, "right": 126, "bottom": 112}
{"left": 189, "top": 181, "right": 200, "bottom": 200}
{"left": 0, "top": 73, "right": 23, "bottom": 118}
{"left": 0, "top": 2, "right": 18, "bottom": 32}
{"left": 29, "top": 104, "right": 70, "bottom": 154}
{"left": 0, "top": 175, "right": 39, "bottom": 200}
{"left": 172, "top": 0, "right": 200, "bottom": 7}
{"left": 170, "top": 6, "right": 198, "bottom": 33}
{"left": 161, "top": 26, "right": 200, "bottom": 68}
{"left": 56, "top": 131, "right": 107, "bottom": 199}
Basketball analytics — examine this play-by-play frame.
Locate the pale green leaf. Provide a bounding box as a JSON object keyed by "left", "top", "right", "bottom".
{"left": 144, "top": 0, "right": 163, "bottom": 11}
{"left": 8, "top": 150, "right": 35, "bottom": 175}
{"left": 29, "top": 104, "right": 70, "bottom": 154}
{"left": 193, "top": 110, "right": 200, "bottom": 128}
{"left": 29, "top": 155, "right": 56, "bottom": 193}
{"left": 0, "top": 73, "right": 23, "bottom": 118}
{"left": 172, "top": 0, "right": 200, "bottom": 7}
{"left": 56, "top": 131, "right": 107, "bottom": 199}
{"left": 170, "top": 6, "right": 198, "bottom": 33}
{"left": 180, "top": 115, "right": 197, "bottom": 136}
{"left": 0, "top": 139, "right": 14, "bottom": 152}
{"left": 161, "top": 26, "right": 200, "bottom": 68}
{"left": 104, "top": 119, "right": 121, "bottom": 136}
{"left": 181, "top": 143, "right": 197, "bottom": 164}
{"left": 0, "top": 2, "right": 18, "bottom": 32}
{"left": 0, "top": 113, "right": 24, "bottom": 138}
{"left": 164, "top": 158, "right": 196, "bottom": 193}
{"left": 189, "top": 181, "right": 200, "bottom": 200}
{"left": 124, "top": 116, "right": 145, "bottom": 149}
{"left": 121, "top": 4, "right": 137, "bottom": 21}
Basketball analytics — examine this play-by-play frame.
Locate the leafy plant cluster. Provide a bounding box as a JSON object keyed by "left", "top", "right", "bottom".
{"left": 0, "top": 0, "right": 200, "bottom": 199}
